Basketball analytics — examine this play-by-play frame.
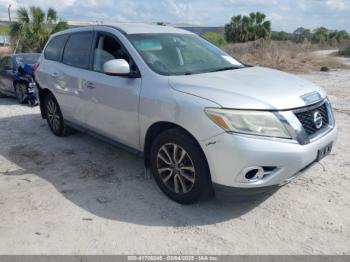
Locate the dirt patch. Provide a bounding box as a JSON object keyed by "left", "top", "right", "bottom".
{"left": 6, "top": 145, "right": 54, "bottom": 173}
{"left": 79, "top": 160, "right": 120, "bottom": 184}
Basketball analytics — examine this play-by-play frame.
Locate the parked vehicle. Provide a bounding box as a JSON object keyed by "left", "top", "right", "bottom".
{"left": 0, "top": 53, "right": 40, "bottom": 104}
{"left": 35, "top": 25, "right": 337, "bottom": 204}
{"left": 17, "top": 63, "right": 38, "bottom": 106}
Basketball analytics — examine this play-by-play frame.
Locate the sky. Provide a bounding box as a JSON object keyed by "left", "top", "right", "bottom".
{"left": 0, "top": 0, "right": 350, "bottom": 32}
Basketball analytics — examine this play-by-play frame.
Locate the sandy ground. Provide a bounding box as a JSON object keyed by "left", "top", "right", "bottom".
{"left": 0, "top": 70, "right": 350, "bottom": 255}
{"left": 313, "top": 49, "right": 350, "bottom": 66}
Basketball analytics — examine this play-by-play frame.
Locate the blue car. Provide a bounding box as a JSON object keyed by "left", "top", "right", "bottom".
{"left": 0, "top": 53, "right": 40, "bottom": 104}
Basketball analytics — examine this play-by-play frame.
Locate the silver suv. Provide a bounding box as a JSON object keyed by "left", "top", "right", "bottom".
{"left": 35, "top": 24, "right": 337, "bottom": 204}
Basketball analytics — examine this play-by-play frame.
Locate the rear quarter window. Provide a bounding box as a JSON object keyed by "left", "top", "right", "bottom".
{"left": 62, "top": 32, "right": 93, "bottom": 69}
{"left": 44, "top": 35, "right": 69, "bottom": 61}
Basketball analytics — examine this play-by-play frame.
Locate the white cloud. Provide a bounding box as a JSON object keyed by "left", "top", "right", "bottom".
{"left": 326, "top": 0, "right": 348, "bottom": 11}
{"left": 0, "top": 0, "right": 349, "bottom": 32}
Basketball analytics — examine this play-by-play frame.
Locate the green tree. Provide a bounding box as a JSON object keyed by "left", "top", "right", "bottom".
{"left": 272, "top": 31, "right": 292, "bottom": 41}
{"left": 224, "top": 12, "right": 271, "bottom": 43}
{"left": 311, "top": 27, "right": 329, "bottom": 44}
{"left": 9, "top": 6, "right": 68, "bottom": 52}
{"left": 225, "top": 15, "right": 242, "bottom": 42}
{"left": 254, "top": 12, "right": 271, "bottom": 41}
{"left": 293, "top": 27, "right": 311, "bottom": 43}
{"left": 202, "top": 32, "right": 226, "bottom": 46}
{"left": 329, "top": 30, "right": 349, "bottom": 43}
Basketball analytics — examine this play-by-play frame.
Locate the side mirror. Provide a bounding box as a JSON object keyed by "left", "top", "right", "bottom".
{"left": 103, "top": 59, "right": 131, "bottom": 76}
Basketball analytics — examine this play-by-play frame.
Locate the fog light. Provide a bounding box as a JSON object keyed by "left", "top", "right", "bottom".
{"left": 240, "top": 166, "right": 264, "bottom": 182}
{"left": 245, "top": 169, "right": 259, "bottom": 180}
{"left": 237, "top": 166, "right": 278, "bottom": 183}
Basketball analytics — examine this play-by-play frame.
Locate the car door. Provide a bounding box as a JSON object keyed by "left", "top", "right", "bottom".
{"left": 78, "top": 31, "right": 142, "bottom": 150}
{"left": 36, "top": 34, "right": 74, "bottom": 119}
{"left": 0, "top": 56, "right": 14, "bottom": 94}
{"left": 53, "top": 32, "right": 94, "bottom": 125}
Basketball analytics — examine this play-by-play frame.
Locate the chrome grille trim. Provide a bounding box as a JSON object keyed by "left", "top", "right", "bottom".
{"left": 294, "top": 99, "right": 335, "bottom": 144}
{"left": 277, "top": 98, "right": 335, "bottom": 145}
{"left": 295, "top": 102, "right": 329, "bottom": 136}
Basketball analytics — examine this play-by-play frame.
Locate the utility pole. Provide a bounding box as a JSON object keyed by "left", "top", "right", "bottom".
{"left": 8, "top": 4, "right": 12, "bottom": 22}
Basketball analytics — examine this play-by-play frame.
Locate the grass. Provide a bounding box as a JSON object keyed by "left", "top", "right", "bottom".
{"left": 224, "top": 40, "right": 350, "bottom": 72}
{"left": 0, "top": 24, "right": 9, "bottom": 34}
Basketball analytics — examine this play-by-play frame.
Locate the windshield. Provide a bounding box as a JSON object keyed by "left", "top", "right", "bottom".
{"left": 128, "top": 34, "right": 244, "bottom": 76}
{"left": 14, "top": 54, "right": 40, "bottom": 67}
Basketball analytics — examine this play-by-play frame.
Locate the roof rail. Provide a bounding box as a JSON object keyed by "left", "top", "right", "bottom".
{"left": 93, "top": 25, "right": 127, "bottom": 35}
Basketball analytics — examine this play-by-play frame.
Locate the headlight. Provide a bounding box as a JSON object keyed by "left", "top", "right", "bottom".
{"left": 205, "top": 108, "right": 291, "bottom": 139}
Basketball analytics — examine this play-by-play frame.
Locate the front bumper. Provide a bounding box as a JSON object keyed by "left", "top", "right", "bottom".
{"left": 201, "top": 126, "right": 338, "bottom": 191}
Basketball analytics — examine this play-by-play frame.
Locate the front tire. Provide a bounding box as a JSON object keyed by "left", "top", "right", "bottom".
{"left": 45, "top": 93, "right": 74, "bottom": 137}
{"left": 150, "top": 128, "right": 212, "bottom": 204}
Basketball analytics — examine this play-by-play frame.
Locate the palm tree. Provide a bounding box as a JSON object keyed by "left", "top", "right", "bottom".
{"left": 241, "top": 15, "right": 252, "bottom": 42}
{"left": 225, "top": 15, "right": 244, "bottom": 42}
{"left": 9, "top": 6, "right": 68, "bottom": 52}
{"left": 254, "top": 12, "right": 271, "bottom": 41}
{"left": 331, "top": 30, "right": 349, "bottom": 43}
{"left": 311, "top": 27, "right": 329, "bottom": 45}
{"left": 248, "top": 12, "right": 257, "bottom": 40}
{"left": 224, "top": 12, "right": 271, "bottom": 43}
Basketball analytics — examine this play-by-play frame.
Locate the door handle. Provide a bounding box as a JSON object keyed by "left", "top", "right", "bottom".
{"left": 51, "top": 73, "right": 58, "bottom": 79}
{"left": 85, "top": 81, "right": 96, "bottom": 89}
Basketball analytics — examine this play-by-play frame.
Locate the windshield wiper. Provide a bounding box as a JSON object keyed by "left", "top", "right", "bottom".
{"left": 180, "top": 66, "right": 243, "bottom": 76}
{"left": 210, "top": 66, "right": 243, "bottom": 72}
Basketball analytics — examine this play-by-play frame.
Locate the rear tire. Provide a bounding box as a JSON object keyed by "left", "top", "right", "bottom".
{"left": 15, "top": 83, "right": 27, "bottom": 104}
{"left": 44, "top": 93, "right": 74, "bottom": 137}
{"left": 150, "top": 128, "right": 213, "bottom": 204}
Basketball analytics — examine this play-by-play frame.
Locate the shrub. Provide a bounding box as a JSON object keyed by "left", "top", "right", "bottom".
{"left": 339, "top": 46, "right": 350, "bottom": 57}
{"left": 202, "top": 32, "right": 226, "bottom": 46}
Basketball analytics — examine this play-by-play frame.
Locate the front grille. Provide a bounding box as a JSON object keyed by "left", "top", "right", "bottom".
{"left": 295, "top": 102, "right": 329, "bottom": 136}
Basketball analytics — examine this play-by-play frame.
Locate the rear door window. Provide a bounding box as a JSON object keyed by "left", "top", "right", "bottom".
{"left": 63, "top": 32, "right": 93, "bottom": 69}
{"left": 44, "top": 35, "right": 69, "bottom": 61}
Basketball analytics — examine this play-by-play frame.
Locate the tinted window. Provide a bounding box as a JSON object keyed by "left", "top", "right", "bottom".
{"left": 44, "top": 35, "right": 69, "bottom": 61}
{"left": 63, "top": 32, "right": 93, "bottom": 69}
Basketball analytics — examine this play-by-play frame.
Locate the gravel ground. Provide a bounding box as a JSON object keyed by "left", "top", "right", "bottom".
{"left": 0, "top": 70, "right": 349, "bottom": 255}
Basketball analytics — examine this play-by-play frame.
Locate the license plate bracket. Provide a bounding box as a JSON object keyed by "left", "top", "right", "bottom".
{"left": 317, "top": 143, "right": 333, "bottom": 161}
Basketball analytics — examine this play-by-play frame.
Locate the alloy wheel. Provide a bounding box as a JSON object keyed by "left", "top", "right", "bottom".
{"left": 47, "top": 100, "right": 61, "bottom": 131}
{"left": 156, "top": 143, "right": 196, "bottom": 194}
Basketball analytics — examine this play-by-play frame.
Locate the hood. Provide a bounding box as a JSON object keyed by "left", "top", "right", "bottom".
{"left": 169, "top": 67, "right": 326, "bottom": 110}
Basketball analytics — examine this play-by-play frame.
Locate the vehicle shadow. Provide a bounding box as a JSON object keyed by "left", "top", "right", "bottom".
{"left": 0, "top": 95, "right": 37, "bottom": 108}
{"left": 0, "top": 99, "right": 277, "bottom": 226}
